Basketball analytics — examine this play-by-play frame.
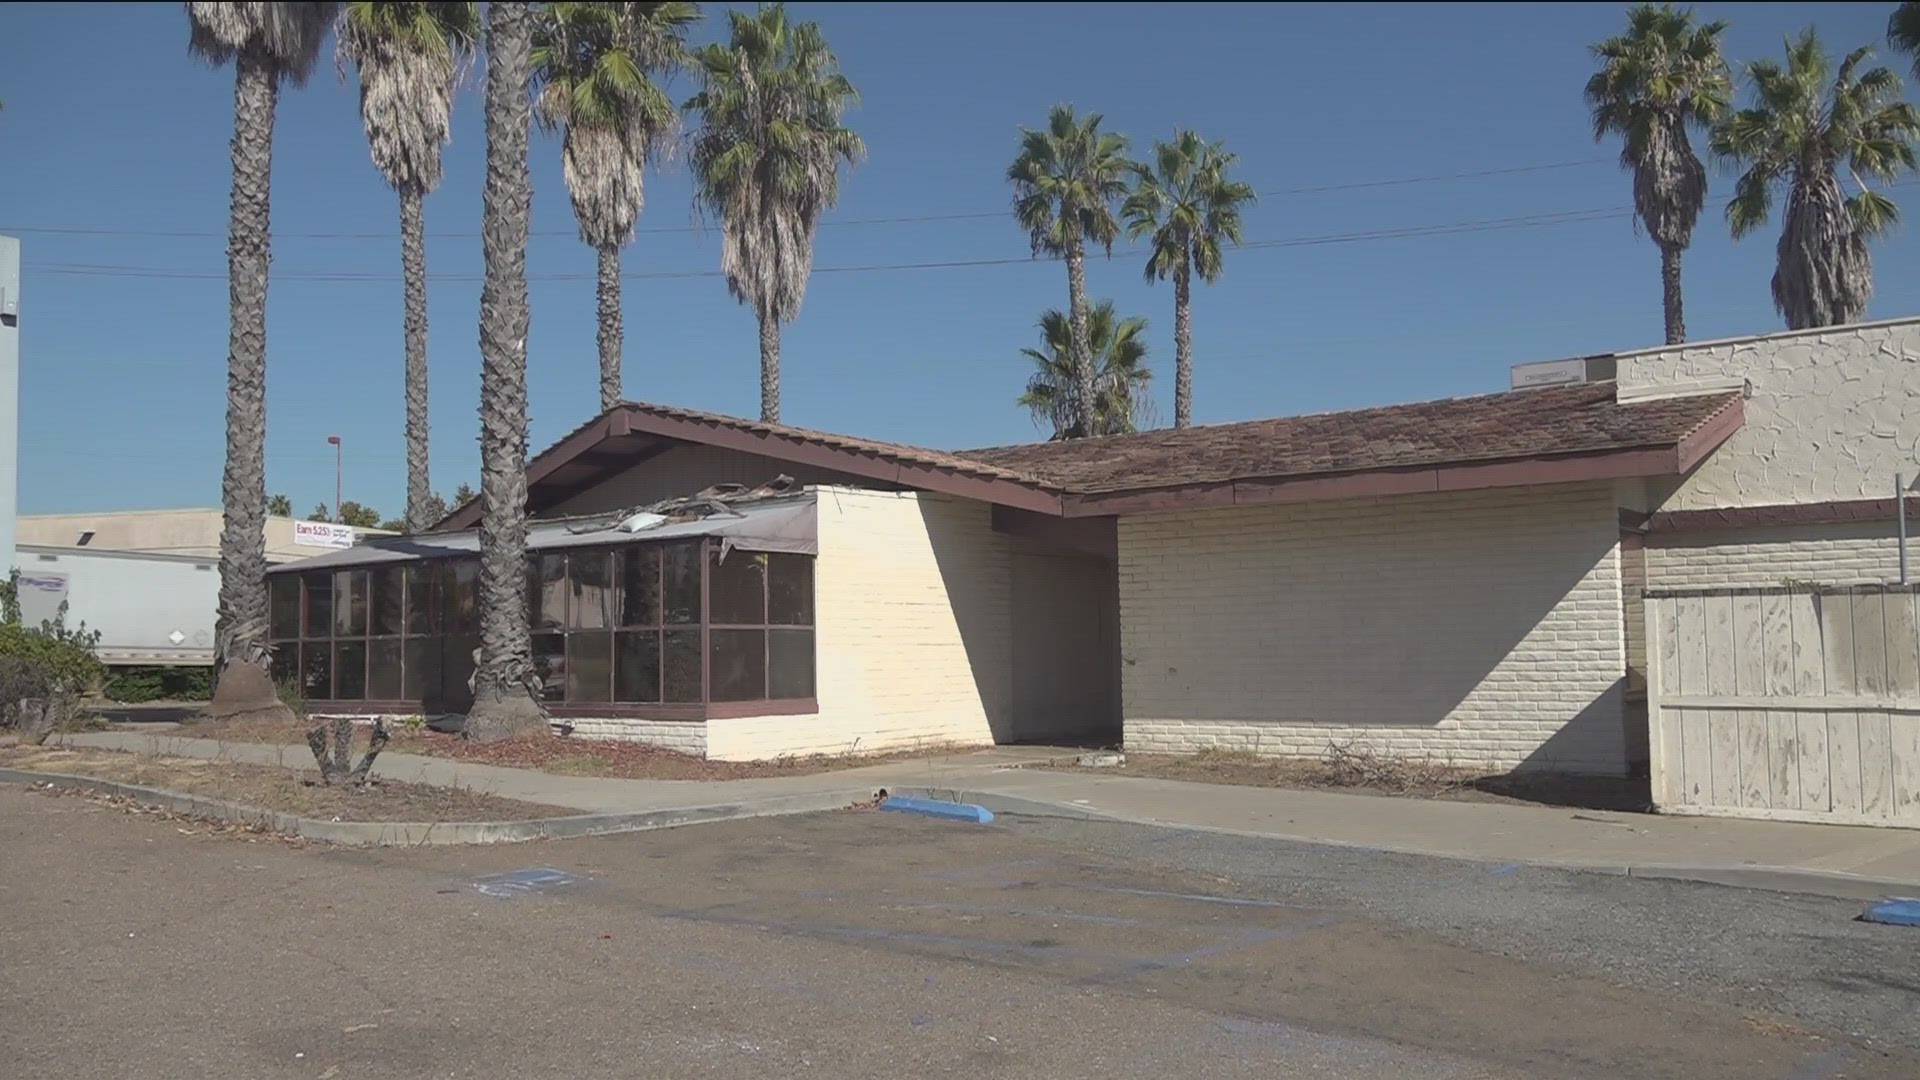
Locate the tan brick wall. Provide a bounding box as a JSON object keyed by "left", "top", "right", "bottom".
{"left": 1646, "top": 520, "right": 1902, "bottom": 589}
{"left": 543, "top": 444, "right": 880, "bottom": 517}
{"left": 1118, "top": 483, "right": 1630, "bottom": 774}
{"left": 705, "top": 489, "right": 1014, "bottom": 760}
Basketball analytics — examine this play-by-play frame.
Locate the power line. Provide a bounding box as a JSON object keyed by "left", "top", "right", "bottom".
{"left": 31, "top": 207, "right": 1639, "bottom": 285}
{"left": 0, "top": 157, "right": 1613, "bottom": 242}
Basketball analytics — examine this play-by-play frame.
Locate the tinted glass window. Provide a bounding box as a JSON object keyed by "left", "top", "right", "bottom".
{"left": 767, "top": 554, "right": 814, "bottom": 626}
{"left": 615, "top": 630, "right": 661, "bottom": 703}
{"left": 303, "top": 573, "right": 332, "bottom": 638}
{"left": 370, "top": 566, "right": 404, "bottom": 636}
{"left": 334, "top": 571, "right": 368, "bottom": 637}
{"left": 334, "top": 641, "right": 367, "bottom": 700}
{"left": 619, "top": 547, "right": 660, "bottom": 627}
{"left": 709, "top": 629, "right": 766, "bottom": 702}
{"left": 768, "top": 629, "right": 815, "bottom": 699}
{"left": 663, "top": 544, "right": 701, "bottom": 624}
{"left": 569, "top": 552, "right": 613, "bottom": 630}
{"left": 301, "top": 642, "right": 332, "bottom": 700}
{"left": 663, "top": 628, "right": 701, "bottom": 702}
{"left": 530, "top": 553, "right": 566, "bottom": 630}
{"left": 532, "top": 633, "right": 566, "bottom": 703}
{"left": 444, "top": 560, "right": 480, "bottom": 633}
{"left": 567, "top": 632, "right": 613, "bottom": 702}
{"left": 405, "top": 565, "right": 436, "bottom": 635}
{"left": 368, "top": 639, "right": 403, "bottom": 700}
{"left": 270, "top": 575, "right": 301, "bottom": 640}
{"left": 708, "top": 550, "right": 766, "bottom": 626}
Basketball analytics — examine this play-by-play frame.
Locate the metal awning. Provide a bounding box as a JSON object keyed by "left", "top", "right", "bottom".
{"left": 267, "top": 492, "right": 816, "bottom": 574}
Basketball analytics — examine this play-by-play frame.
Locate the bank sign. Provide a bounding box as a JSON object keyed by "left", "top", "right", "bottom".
{"left": 293, "top": 521, "right": 358, "bottom": 550}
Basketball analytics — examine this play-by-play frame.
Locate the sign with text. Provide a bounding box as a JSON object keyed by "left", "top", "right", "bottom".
{"left": 293, "top": 521, "right": 357, "bottom": 550}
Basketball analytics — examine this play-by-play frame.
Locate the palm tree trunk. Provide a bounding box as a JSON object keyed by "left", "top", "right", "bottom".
{"left": 759, "top": 307, "right": 781, "bottom": 424}
{"left": 597, "top": 243, "right": 623, "bottom": 413}
{"left": 1659, "top": 241, "right": 1685, "bottom": 345}
{"left": 1173, "top": 253, "right": 1193, "bottom": 429}
{"left": 465, "top": 0, "right": 545, "bottom": 743}
{"left": 1064, "top": 235, "right": 1095, "bottom": 440}
{"left": 206, "top": 48, "right": 289, "bottom": 722}
{"left": 401, "top": 182, "right": 433, "bottom": 532}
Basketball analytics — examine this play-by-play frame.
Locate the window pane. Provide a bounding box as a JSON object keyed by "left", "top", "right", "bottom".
{"left": 406, "top": 565, "right": 437, "bottom": 635}
{"left": 532, "top": 633, "right": 566, "bottom": 703}
{"left": 334, "top": 571, "right": 369, "bottom": 637}
{"left": 529, "top": 552, "right": 566, "bottom": 630}
{"left": 370, "top": 566, "right": 405, "bottom": 636}
{"left": 270, "top": 642, "right": 297, "bottom": 688}
{"left": 619, "top": 547, "right": 660, "bottom": 627}
{"left": 444, "top": 560, "right": 480, "bottom": 633}
{"left": 404, "top": 637, "right": 437, "bottom": 702}
{"left": 708, "top": 550, "right": 766, "bottom": 626}
{"left": 768, "top": 554, "right": 814, "bottom": 626}
{"left": 368, "top": 639, "right": 402, "bottom": 700}
{"left": 709, "top": 629, "right": 766, "bottom": 702}
{"left": 270, "top": 575, "right": 301, "bottom": 640}
{"left": 301, "top": 642, "right": 332, "bottom": 700}
{"left": 615, "top": 630, "right": 660, "bottom": 703}
{"left": 303, "top": 573, "right": 332, "bottom": 639}
{"left": 567, "top": 632, "right": 613, "bottom": 703}
{"left": 663, "top": 544, "right": 702, "bottom": 624}
{"left": 334, "top": 640, "right": 367, "bottom": 700}
{"left": 769, "top": 629, "right": 815, "bottom": 699}
{"left": 441, "top": 634, "right": 478, "bottom": 712}
{"left": 569, "top": 552, "right": 613, "bottom": 629}
{"left": 663, "top": 628, "right": 701, "bottom": 702}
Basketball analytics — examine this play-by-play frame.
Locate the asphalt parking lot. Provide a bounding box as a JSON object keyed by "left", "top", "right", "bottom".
{"left": 2, "top": 786, "right": 1914, "bottom": 1079}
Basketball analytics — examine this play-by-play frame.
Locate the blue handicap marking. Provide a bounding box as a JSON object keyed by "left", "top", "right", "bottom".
{"left": 1861, "top": 896, "right": 1920, "bottom": 927}
{"left": 470, "top": 867, "right": 586, "bottom": 898}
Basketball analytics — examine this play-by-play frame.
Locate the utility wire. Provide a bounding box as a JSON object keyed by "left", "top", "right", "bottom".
{"left": 0, "top": 158, "right": 1611, "bottom": 241}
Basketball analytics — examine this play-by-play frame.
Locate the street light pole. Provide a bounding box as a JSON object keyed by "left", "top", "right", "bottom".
{"left": 327, "top": 435, "right": 342, "bottom": 524}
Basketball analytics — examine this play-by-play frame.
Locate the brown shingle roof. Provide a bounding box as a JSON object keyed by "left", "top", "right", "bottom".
{"left": 961, "top": 382, "right": 1741, "bottom": 495}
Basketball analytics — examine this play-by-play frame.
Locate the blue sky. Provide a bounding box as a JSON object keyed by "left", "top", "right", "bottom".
{"left": 2, "top": 2, "right": 1915, "bottom": 517}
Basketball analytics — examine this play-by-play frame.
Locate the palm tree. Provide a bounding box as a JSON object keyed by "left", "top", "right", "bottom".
{"left": 1585, "top": 4, "right": 1731, "bottom": 345}
{"left": 533, "top": 2, "right": 700, "bottom": 412}
{"left": 1009, "top": 106, "right": 1132, "bottom": 440}
{"left": 686, "top": 3, "right": 862, "bottom": 424}
{"left": 1712, "top": 30, "right": 1920, "bottom": 329}
{"left": 185, "top": 1, "right": 339, "bottom": 723}
{"left": 465, "top": 0, "right": 545, "bottom": 743}
{"left": 1019, "top": 301, "right": 1154, "bottom": 439}
{"left": 1891, "top": 3, "right": 1920, "bottom": 80}
{"left": 336, "top": 2, "right": 478, "bottom": 534}
{"left": 1122, "top": 131, "right": 1254, "bottom": 428}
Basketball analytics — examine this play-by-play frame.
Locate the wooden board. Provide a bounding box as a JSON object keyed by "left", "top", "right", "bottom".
{"left": 1709, "top": 710, "right": 1742, "bottom": 807}
{"left": 1738, "top": 710, "right": 1771, "bottom": 808}
{"left": 1767, "top": 710, "right": 1802, "bottom": 810}
{"left": 1676, "top": 594, "right": 1706, "bottom": 697}
{"left": 1679, "top": 710, "right": 1712, "bottom": 806}
{"left": 1658, "top": 595, "right": 1682, "bottom": 696}
{"left": 1761, "top": 591, "right": 1795, "bottom": 697}
{"left": 1852, "top": 591, "right": 1889, "bottom": 696}
{"left": 1893, "top": 714, "right": 1920, "bottom": 820}
{"left": 1797, "top": 712, "right": 1831, "bottom": 813}
{"left": 1859, "top": 711, "right": 1895, "bottom": 818}
{"left": 1885, "top": 591, "right": 1920, "bottom": 697}
{"left": 1821, "top": 593, "right": 1858, "bottom": 695}
{"left": 1705, "top": 593, "right": 1737, "bottom": 696}
{"left": 1789, "top": 590, "right": 1824, "bottom": 696}
{"left": 1827, "top": 711, "right": 1863, "bottom": 815}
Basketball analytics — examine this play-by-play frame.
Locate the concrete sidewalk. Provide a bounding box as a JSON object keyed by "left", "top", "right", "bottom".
{"left": 61, "top": 730, "right": 1920, "bottom": 898}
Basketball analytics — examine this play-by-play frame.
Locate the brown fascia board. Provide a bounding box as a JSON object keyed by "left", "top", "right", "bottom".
{"left": 440, "top": 405, "right": 1068, "bottom": 530}
{"left": 1058, "top": 434, "right": 1744, "bottom": 518}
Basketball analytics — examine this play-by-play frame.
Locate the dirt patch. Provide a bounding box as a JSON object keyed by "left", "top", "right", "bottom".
{"left": 1058, "top": 750, "right": 1651, "bottom": 812}
{"left": 179, "top": 715, "right": 978, "bottom": 780}
{"left": 0, "top": 744, "right": 574, "bottom": 822}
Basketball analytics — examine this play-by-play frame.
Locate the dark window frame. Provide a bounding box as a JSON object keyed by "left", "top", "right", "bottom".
{"left": 267, "top": 537, "right": 816, "bottom": 720}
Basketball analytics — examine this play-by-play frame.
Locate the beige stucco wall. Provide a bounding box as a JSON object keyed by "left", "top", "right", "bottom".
{"left": 704, "top": 488, "right": 1014, "bottom": 760}
{"left": 541, "top": 444, "right": 883, "bottom": 517}
{"left": 18, "top": 510, "right": 386, "bottom": 563}
{"left": 1618, "top": 317, "right": 1920, "bottom": 512}
{"left": 1118, "top": 483, "right": 1630, "bottom": 774}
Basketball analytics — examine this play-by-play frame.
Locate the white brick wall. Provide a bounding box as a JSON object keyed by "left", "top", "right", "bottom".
{"left": 1646, "top": 520, "right": 1902, "bottom": 589}
{"left": 557, "top": 717, "right": 706, "bottom": 755}
{"left": 1119, "top": 483, "right": 1630, "bottom": 774}
{"left": 705, "top": 488, "right": 1014, "bottom": 760}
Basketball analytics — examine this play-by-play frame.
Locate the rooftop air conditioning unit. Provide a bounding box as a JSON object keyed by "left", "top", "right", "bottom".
{"left": 1510, "top": 353, "right": 1617, "bottom": 390}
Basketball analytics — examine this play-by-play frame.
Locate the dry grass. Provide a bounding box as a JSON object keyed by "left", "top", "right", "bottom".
{"left": 1063, "top": 741, "right": 1651, "bottom": 812}
{"left": 175, "top": 715, "right": 981, "bottom": 781}
{"left": 0, "top": 744, "right": 574, "bottom": 822}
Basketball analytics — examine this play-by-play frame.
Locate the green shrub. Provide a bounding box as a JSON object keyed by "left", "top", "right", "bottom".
{"left": 102, "top": 666, "right": 214, "bottom": 703}
{"left": 0, "top": 571, "right": 104, "bottom": 739}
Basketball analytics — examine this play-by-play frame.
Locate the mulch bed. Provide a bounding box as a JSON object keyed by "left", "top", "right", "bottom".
{"left": 176, "top": 716, "right": 966, "bottom": 781}
{"left": 0, "top": 744, "right": 574, "bottom": 822}
{"left": 1057, "top": 751, "right": 1652, "bottom": 812}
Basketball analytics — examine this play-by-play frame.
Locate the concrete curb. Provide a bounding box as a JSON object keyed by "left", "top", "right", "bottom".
{"left": 889, "top": 785, "right": 1920, "bottom": 902}
{"left": 0, "top": 767, "right": 873, "bottom": 847}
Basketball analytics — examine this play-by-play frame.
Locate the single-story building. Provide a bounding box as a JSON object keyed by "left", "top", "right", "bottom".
{"left": 270, "top": 316, "right": 1920, "bottom": 772}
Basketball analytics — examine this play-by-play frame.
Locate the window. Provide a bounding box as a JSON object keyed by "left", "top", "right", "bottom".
{"left": 262, "top": 539, "right": 815, "bottom": 714}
